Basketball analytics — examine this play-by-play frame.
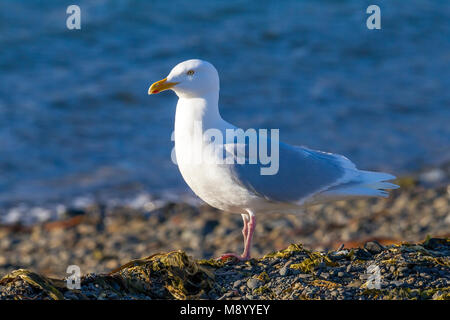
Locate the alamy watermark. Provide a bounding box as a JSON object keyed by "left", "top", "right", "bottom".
{"left": 66, "top": 265, "right": 81, "bottom": 289}
{"left": 364, "top": 264, "right": 381, "bottom": 289}
{"left": 66, "top": 5, "right": 81, "bottom": 30}
{"left": 171, "top": 121, "right": 280, "bottom": 176}
{"left": 366, "top": 5, "right": 381, "bottom": 30}
{"left": 66, "top": 5, "right": 380, "bottom": 31}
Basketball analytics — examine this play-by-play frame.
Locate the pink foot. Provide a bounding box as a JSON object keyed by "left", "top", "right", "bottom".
{"left": 216, "top": 212, "right": 255, "bottom": 262}
{"left": 216, "top": 253, "right": 249, "bottom": 262}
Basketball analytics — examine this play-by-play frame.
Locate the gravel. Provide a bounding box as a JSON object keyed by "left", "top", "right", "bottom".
{"left": 246, "top": 278, "right": 262, "bottom": 290}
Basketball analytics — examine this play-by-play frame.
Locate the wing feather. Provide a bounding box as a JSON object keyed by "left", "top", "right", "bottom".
{"left": 225, "top": 141, "right": 351, "bottom": 204}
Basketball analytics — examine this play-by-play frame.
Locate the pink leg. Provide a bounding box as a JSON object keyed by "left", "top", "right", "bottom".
{"left": 241, "top": 214, "right": 249, "bottom": 244}
{"left": 241, "top": 212, "right": 255, "bottom": 259}
{"left": 217, "top": 211, "right": 256, "bottom": 261}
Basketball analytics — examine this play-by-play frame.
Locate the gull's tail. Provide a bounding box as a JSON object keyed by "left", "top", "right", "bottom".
{"left": 295, "top": 147, "right": 400, "bottom": 205}
{"left": 318, "top": 170, "right": 399, "bottom": 201}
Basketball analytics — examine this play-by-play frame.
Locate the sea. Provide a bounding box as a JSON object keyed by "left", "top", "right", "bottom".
{"left": 0, "top": 0, "right": 449, "bottom": 223}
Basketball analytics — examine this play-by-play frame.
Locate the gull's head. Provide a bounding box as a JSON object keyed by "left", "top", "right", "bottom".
{"left": 148, "top": 59, "right": 219, "bottom": 98}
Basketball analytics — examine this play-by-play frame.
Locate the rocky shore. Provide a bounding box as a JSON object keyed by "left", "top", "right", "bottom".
{"left": 0, "top": 173, "right": 449, "bottom": 299}
{"left": 0, "top": 238, "right": 448, "bottom": 300}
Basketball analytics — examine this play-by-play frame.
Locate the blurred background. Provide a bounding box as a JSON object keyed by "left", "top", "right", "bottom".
{"left": 0, "top": 1, "right": 449, "bottom": 277}
{"left": 1, "top": 0, "right": 449, "bottom": 221}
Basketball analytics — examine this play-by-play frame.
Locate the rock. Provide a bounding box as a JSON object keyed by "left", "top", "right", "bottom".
{"left": 423, "top": 238, "right": 449, "bottom": 251}
{"left": 279, "top": 266, "right": 289, "bottom": 276}
{"left": 233, "top": 280, "right": 242, "bottom": 288}
{"left": 218, "top": 291, "right": 234, "bottom": 300}
{"left": 347, "top": 280, "right": 362, "bottom": 288}
{"left": 354, "top": 248, "right": 373, "bottom": 260}
{"left": 246, "top": 278, "right": 262, "bottom": 290}
{"left": 321, "top": 272, "right": 330, "bottom": 279}
{"left": 364, "top": 241, "right": 385, "bottom": 254}
{"left": 391, "top": 281, "right": 403, "bottom": 287}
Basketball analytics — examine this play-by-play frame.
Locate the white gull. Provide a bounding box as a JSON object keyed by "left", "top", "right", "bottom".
{"left": 148, "top": 59, "right": 399, "bottom": 260}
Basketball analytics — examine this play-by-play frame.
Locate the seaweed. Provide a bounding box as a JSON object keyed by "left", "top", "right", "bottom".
{"left": 0, "top": 269, "right": 64, "bottom": 300}
{"left": 361, "top": 286, "right": 450, "bottom": 300}
{"left": 256, "top": 271, "right": 270, "bottom": 283}
{"left": 290, "top": 251, "right": 338, "bottom": 273}
{"left": 263, "top": 243, "right": 305, "bottom": 259}
{"left": 112, "top": 250, "right": 216, "bottom": 299}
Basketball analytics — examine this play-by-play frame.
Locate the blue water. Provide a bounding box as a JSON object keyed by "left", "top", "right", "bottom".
{"left": 0, "top": 0, "right": 449, "bottom": 211}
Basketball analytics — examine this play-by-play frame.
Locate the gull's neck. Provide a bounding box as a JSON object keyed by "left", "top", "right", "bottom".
{"left": 174, "top": 92, "right": 228, "bottom": 134}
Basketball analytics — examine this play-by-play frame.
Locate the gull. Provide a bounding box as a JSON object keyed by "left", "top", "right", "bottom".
{"left": 148, "top": 59, "right": 399, "bottom": 261}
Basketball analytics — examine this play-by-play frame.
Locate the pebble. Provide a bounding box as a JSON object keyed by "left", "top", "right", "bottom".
{"left": 432, "top": 291, "right": 443, "bottom": 299}
{"left": 321, "top": 272, "right": 330, "bottom": 279}
{"left": 391, "top": 281, "right": 403, "bottom": 287}
{"left": 279, "top": 266, "right": 289, "bottom": 276}
{"left": 218, "top": 291, "right": 234, "bottom": 300}
{"left": 246, "top": 278, "right": 262, "bottom": 290}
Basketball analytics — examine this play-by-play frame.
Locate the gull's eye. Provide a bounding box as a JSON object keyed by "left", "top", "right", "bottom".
{"left": 186, "top": 70, "right": 195, "bottom": 76}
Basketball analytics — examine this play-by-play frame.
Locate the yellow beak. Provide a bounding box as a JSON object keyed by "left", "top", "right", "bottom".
{"left": 148, "top": 78, "right": 179, "bottom": 94}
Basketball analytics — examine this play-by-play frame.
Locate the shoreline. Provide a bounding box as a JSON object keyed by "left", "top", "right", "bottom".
{"left": 0, "top": 166, "right": 449, "bottom": 279}
{"left": 1, "top": 161, "right": 449, "bottom": 227}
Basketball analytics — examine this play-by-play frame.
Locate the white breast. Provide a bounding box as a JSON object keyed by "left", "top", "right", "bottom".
{"left": 173, "top": 97, "right": 257, "bottom": 213}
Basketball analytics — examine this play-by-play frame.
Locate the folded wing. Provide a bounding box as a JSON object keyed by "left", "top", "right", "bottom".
{"left": 226, "top": 140, "right": 397, "bottom": 205}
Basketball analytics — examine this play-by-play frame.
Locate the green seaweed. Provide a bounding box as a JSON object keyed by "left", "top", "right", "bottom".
{"left": 256, "top": 271, "right": 270, "bottom": 283}
{"left": 253, "top": 285, "right": 273, "bottom": 297}
{"left": 361, "top": 286, "right": 450, "bottom": 300}
{"left": 263, "top": 243, "right": 305, "bottom": 259}
{"left": 290, "top": 251, "right": 338, "bottom": 273}
{"left": 310, "top": 279, "right": 341, "bottom": 289}
{"left": 197, "top": 258, "right": 225, "bottom": 268}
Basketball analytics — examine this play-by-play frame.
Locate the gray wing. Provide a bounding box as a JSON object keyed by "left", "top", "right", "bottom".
{"left": 226, "top": 140, "right": 352, "bottom": 203}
